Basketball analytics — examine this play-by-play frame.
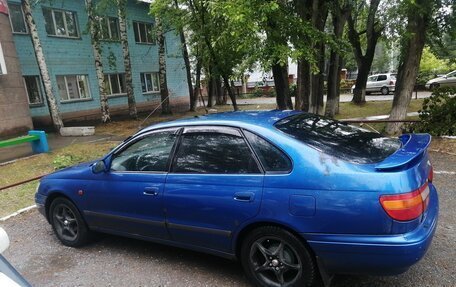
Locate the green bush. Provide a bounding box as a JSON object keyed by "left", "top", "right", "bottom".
{"left": 411, "top": 87, "right": 456, "bottom": 135}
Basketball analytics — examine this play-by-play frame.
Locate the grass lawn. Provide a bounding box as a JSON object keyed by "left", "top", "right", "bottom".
{"left": 0, "top": 97, "right": 433, "bottom": 218}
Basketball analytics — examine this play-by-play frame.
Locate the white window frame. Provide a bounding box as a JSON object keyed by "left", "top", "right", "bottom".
{"left": 141, "top": 72, "right": 160, "bottom": 94}
{"left": 98, "top": 16, "right": 119, "bottom": 41}
{"left": 44, "top": 8, "right": 79, "bottom": 38}
{"left": 57, "top": 75, "right": 92, "bottom": 102}
{"left": 0, "top": 43, "right": 7, "bottom": 75}
{"left": 105, "top": 73, "right": 126, "bottom": 96}
{"left": 23, "top": 76, "right": 44, "bottom": 105}
{"left": 8, "top": 3, "right": 28, "bottom": 34}
{"left": 133, "top": 21, "right": 155, "bottom": 44}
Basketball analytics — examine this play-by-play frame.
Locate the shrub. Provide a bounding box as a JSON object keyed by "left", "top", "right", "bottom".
{"left": 411, "top": 87, "right": 456, "bottom": 136}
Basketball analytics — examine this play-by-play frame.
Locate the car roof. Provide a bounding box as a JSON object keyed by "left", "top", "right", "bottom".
{"left": 369, "top": 73, "right": 396, "bottom": 77}
{"left": 140, "top": 109, "right": 301, "bottom": 133}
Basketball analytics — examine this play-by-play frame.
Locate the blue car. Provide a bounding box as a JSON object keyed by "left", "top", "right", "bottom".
{"left": 35, "top": 110, "right": 438, "bottom": 287}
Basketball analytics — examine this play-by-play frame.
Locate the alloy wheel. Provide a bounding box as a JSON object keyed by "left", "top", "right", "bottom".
{"left": 53, "top": 204, "right": 78, "bottom": 242}
{"left": 249, "top": 236, "right": 302, "bottom": 287}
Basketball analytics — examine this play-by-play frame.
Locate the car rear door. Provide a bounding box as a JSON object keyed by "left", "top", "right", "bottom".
{"left": 85, "top": 128, "right": 179, "bottom": 239}
{"left": 164, "top": 126, "right": 264, "bottom": 253}
{"left": 375, "top": 74, "right": 388, "bottom": 91}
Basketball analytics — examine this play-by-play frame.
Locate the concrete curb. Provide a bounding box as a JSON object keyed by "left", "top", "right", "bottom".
{"left": 0, "top": 205, "right": 36, "bottom": 222}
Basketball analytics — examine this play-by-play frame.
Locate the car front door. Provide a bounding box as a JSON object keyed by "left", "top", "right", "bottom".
{"left": 164, "top": 126, "right": 264, "bottom": 253}
{"left": 366, "top": 75, "right": 377, "bottom": 91}
{"left": 84, "top": 128, "right": 179, "bottom": 239}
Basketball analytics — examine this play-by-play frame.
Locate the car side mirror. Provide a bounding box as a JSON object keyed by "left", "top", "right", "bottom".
{"left": 92, "top": 160, "right": 107, "bottom": 174}
{"left": 0, "top": 228, "right": 10, "bottom": 253}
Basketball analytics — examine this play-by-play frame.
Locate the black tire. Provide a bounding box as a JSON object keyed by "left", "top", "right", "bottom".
{"left": 381, "top": 87, "right": 389, "bottom": 95}
{"left": 430, "top": 83, "right": 440, "bottom": 90}
{"left": 366, "top": 91, "right": 371, "bottom": 95}
{"left": 49, "top": 197, "right": 91, "bottom": 247}
{"left": 241, "top": 226, "right": 316, "bottom": 287}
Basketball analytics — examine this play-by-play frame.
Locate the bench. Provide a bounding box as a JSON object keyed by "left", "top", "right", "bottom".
{"left": 0, "top": 130, "right": 49, "bottom": 153}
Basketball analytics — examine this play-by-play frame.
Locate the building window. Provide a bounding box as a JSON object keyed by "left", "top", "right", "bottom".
{"left": 140, "top": 72, "right": 160, "bottom": 93}
{"left": 104, "top": 73, "right": 126, "bottom": 96}
{"left": 57, "top": 75, "right": 91, "bottom": 102}
{"left": 98, "top": 17, "right": 119, "bottom": 40}
{"left": 42, "top": 8, "right": 79, "bottom": 38}
{"left": 133, "top": 21, "right": 155, "bottom": 44}
{"left": 24, "top": 76, "right": 43, "bottom": 105}
{"left": 9, "top": 4, "right": 28, "bottom": 34}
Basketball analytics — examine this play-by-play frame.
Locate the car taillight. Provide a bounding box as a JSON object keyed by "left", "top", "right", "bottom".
{"left": 428, "top": 166, "right": 433, "bottom": 183}
{"left": 380, "top": 183, "right": 430, "bottom": 221}
{"left": 389, "top": 81, "right": 395, "bottom": 85}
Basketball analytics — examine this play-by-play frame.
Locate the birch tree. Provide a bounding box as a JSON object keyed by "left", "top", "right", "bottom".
{"left": 117, "top": 0, "right": 137, "bottom": 119}
{"left": 22, "top": 0, "right": 63, "bottom": 131}
{"left": 85, "top": 0, "right": 111, "bottom": 122}
{"left": 156, "top": 17, "right": 171, "bottom": 114}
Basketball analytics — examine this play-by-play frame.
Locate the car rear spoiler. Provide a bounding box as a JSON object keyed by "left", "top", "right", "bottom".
{"left": 375, "top": 134, "right": 431, "bottom": 171}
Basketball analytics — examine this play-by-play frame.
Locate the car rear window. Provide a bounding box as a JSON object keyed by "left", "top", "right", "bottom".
{"left": 274, "top": 114, "right": 402, "bottom": 164}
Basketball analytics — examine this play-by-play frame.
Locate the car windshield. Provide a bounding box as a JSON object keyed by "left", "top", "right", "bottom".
{"left": 274, "top": 114, "right": 402, "bottom": 164}
{"left": 367, "top": 76, "right": 376, "bottom": 82}
{"left": 447, "top": 71, "right": 456, "bottom": 77}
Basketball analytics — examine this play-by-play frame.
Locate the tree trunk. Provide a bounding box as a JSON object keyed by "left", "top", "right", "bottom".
{"left": 311, "top": 0, "right": 328, "bottom": 115}
{"left": 347, "top": 0, "right": 382, "bottom": 105}
{"left": 157, "top": 17, "right": 171, "bottom": 115}
{"left": 85, "top": 0, "right": 110, "bottom": 123}
{"left": 117, "top": 0, "right": 137, "bottom": 119}
{"left": 22, "top": 0, "right": 63, "bottom": 131}
{"left": 295, "top": 60, "right": 303, "bottom": 110}
{"left": 173, "top": 0, "right": 194, "bottom": 112}
{"left": 194, "top": 58, "right": 203, "bottom": 110}
{"left": 215, "top": 77, "right": 224, "bottom": 105}
{"left": 207, "top": 73, "right": 214, "bottom": 108}
{"left": 325, "top": 3, "right": 349, "bottom": 117}
{"left": 302, "top": 61, "right": 312, "bottom": 111}
{"left": 386, "top": 4, "right": 429, "bottom": 135}
{"left": 272, "top": 62, "right": 291, "bottom": 110}
{"left": 223, "top": 76, "right": 238, "bottom": 111}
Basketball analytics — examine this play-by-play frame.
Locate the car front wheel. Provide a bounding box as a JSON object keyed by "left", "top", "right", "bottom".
{"left": 241, "top": 226, "right": 316, "bottom": 287}
{"left": 49, "top": 197, "right": 90, "bottom": 247}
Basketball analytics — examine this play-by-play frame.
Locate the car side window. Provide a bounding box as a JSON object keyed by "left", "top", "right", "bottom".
{"left": 377, "top": 75, "right": 387, "bottom": 81}
{"left": 367, "top": 76, "right": 377, "bottom": 82}
{"left": 244, "top": 130, "right": 292, "bottom": 173}
{"left": 111, "top": 130, "right": 178, "bottom": 172}
{"left": 172, "top": 129, "right": 261, "bottom": 174}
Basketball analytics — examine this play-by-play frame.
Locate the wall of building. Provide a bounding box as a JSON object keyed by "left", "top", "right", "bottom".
{"left": 9, "top": 0, "right": 189, "bottom": 124}
{"left": 0, "top": 7, "right": 33, "bottom": 136}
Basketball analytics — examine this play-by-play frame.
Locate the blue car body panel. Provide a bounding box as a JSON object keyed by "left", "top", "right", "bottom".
{"left": 35, "top": 110, "right": 438, "bottom": 276}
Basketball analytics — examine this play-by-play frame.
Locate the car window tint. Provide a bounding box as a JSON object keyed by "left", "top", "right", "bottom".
{"left": 377, "top": 75, "right": 387, "bottom": 81}
{"left": 111, "top": 130, "right": 177, "bottom": 172}
{"left": 173, "top": 131, "right": 260, "bottom": 174}
{"left": 244, "top": 130, "right": 291, "bottom": 172}
{"left": 275, "top": 114, "right": 402, "bottom": 164}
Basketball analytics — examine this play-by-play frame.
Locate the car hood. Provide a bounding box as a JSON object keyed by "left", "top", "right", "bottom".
{"left": 426, "top": 77, "right": 445, "bottom": 84}
{"left": 43, "top": 160, "right": 98, "bottom": 180}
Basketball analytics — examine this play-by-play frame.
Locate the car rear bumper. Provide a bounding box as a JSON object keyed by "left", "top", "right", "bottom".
{"left": 302, "top": 184, "right": 438, "bottom": 276}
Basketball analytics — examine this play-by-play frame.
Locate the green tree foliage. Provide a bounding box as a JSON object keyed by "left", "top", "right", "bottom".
{"left": 411, "top": 87, "right": 456, "bottom": 136}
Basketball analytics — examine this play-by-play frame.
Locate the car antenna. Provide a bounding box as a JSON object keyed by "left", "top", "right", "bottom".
{"left": 137, "top": 95, "right": 171, "bottom": 131}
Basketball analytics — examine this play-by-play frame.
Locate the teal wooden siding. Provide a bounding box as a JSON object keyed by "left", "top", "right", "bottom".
{"left": 10, "top": 0, "right": 189, "bottom": 118}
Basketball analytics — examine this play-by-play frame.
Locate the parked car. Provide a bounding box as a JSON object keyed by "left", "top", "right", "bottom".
{"left": 35, "top": 110, "right": 438, "bottom": 287}
{"left": 351, "top": 73, "right": 397, "bottom": 95}
{"left": 425, "top": 70, "right": 456, "bottom": 89}
{"left": 0, "top": 228, "right": 31, "bottom": 287}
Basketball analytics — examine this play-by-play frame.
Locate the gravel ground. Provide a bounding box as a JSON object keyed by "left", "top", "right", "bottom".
{"left": 1, "top": 151, "right": 455, "bottom": 287}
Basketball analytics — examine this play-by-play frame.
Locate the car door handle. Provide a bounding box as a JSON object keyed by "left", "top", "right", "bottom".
{"left": 143, "top": 187, "right": 159, "bottom": 196}
{"left": 234, "top": 192, "right": 254, "bottom": 202}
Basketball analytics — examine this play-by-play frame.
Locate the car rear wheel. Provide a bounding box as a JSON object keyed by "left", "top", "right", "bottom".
{"left": 241, "top": 226, "right": 316, "bottom": 287}
{"left": 50, "top": 197, "right": 90, "bottom": 247}
{"left": 381, "top": 87, "right": 389, "bottom": 95}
